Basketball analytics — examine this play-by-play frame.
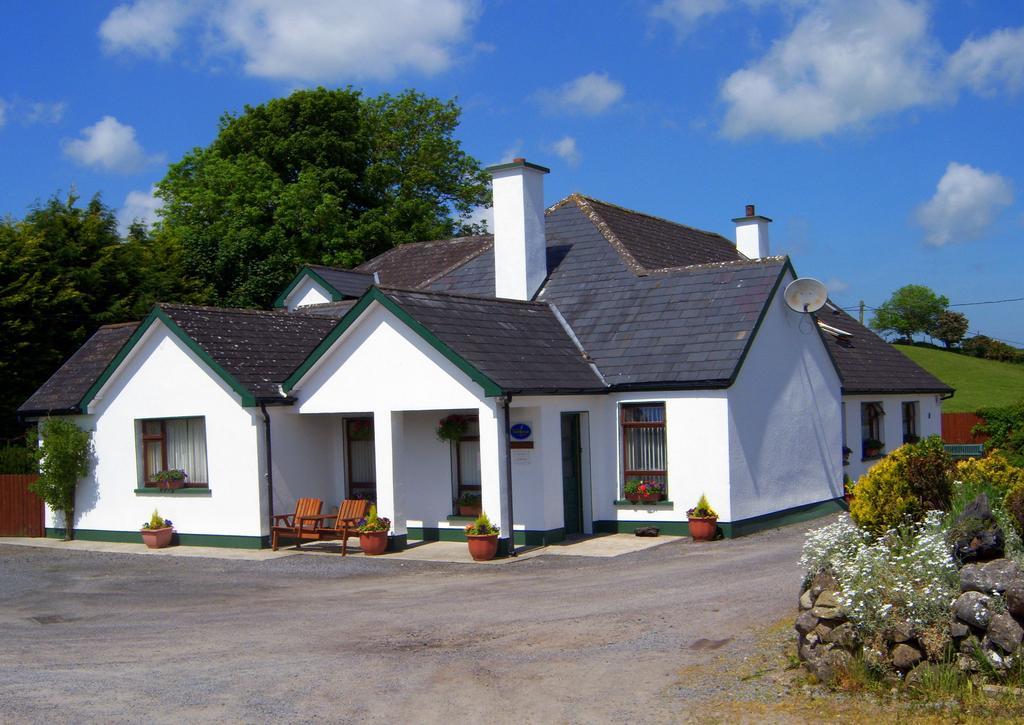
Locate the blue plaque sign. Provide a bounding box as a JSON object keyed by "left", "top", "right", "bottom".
{"left": 509, "top": 423, "right": 532, "bottom": 441}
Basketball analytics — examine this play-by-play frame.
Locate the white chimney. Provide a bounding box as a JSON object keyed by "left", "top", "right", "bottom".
{"left": 732, "top": 203, "right": 772, "bottom": 259}
{"left": 489, "top": 157, "right": 549, "bottom": 300}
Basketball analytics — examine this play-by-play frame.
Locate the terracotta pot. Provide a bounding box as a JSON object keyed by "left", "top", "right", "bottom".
{"left": 843, "top": 493, "right": 853, "bottom": 505}
{"left": 158, "top": 479, "right": 185, "bottom": 490}
{"left": 466, "top": 533, "right": 499, "bottom": 561}
{"left": 625, "top": 494, "right": 641, "bottom": 504}
{"left": 359, "top": 530, "right": 389, "bottom": 555}
{"left": 688, "top": 516, "right": 718, "bottom": 542}
{"left": 865, "top": 448, "right": 881, "bottom": 458}
{"left": 458, "top": 504, "right": 482, "bottom": 517}
{"left": 141, "top": 526, "right": 174, "bottom": 549}
{"left": 639, "top": 494, "right": 662, "bottom": 504}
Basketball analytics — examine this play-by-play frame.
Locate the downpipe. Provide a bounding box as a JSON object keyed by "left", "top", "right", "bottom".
{"left": 259, "top": 403, "right": 274, "bottom": 533}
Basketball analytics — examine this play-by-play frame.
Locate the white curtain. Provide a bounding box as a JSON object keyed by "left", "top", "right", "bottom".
{"left": 349, "top": 440, "right": 376, "bottom": 483}
{"left": 624, "top": 427, "right": 666, "bottom": 472}
{"left": 164, "top": 418, "right": 209, "bottom": 484}
{"left": 459, "top": 440, "right": 481, "bottom": 487}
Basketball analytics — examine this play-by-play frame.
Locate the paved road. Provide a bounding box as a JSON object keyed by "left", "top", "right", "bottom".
{"left": 0, "top": 520, "right": 822, "bottom": 723}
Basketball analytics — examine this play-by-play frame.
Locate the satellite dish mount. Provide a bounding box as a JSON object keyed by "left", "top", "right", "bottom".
{"left": 784, "top": 278, "right": 828, "bottom": 314}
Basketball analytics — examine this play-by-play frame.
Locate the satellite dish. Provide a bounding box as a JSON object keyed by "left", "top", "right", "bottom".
{"left": 784, "top": 278, "right": 828, "bottom": 313}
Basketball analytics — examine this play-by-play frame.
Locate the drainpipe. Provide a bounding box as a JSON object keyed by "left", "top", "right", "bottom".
{"left": 502, "top": 394, "right": 516, "bottom": 557}
{"left": 259, "top": 402, "right": 274, "bottom": 532}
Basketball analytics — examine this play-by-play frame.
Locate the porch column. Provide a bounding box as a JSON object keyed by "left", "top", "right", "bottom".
{"left": 373, "top": 410, "right": 407, "bottom": 546}
{"left": 478, "top": 400, "right": 511, "bottom": 547}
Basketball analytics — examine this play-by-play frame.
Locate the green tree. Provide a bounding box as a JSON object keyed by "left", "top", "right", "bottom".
{"left": 930, "top": 310, "right": 969, "bottom": 348}
{"left": 870, "top": 284, "right": 949, "bottom": 342}
{"left": 30, "top": 418, "right": 92, "bottom": 540}
{"left": 156, "top": 87, "right": 490, "bottom": 308}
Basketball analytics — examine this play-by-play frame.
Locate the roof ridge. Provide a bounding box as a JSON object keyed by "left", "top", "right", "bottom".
{"left": 98, "top": 321, "right": 141, "bottom": 330}
{"left": 645, "top": 255, "right": 788, "bottom": 275}
{"left": 561, "top": 193, "right": 648, "bottom": 276}
{"left": 380, "top": 286, "right": 550, "bottom": 309}
{"left": 306, "top": 263, "right": 373, "bottom": 276}
{"left": 158, "top": 303, "right": 330, "bottom": 320}
{"left": 413, "top": 238, "right": 494, "bottom": 289}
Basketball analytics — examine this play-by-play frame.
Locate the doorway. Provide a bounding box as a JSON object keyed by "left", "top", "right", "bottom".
{"left": 561, "top": 413, "right": 583, "bottom": 535}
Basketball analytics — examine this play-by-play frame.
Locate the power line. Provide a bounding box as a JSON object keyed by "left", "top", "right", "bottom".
{"left": 950, "top": 296, "right": 1024, "bottom": 308}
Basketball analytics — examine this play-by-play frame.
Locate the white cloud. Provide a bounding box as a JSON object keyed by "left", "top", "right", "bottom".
{"left": 25, "top": 101, "right": 66, "bottom": 125}
{"left": 118, "top": 186, "right": 164, "bottom": 235}
{"left": 99, "top": 0, "right": 480, "bottom": 81}
{"left": 466, "top": 204, "right": 493, "bottom": 231}
{"left": 721, "top": 0, "right": 942, "bottom": 140}
{"left": 62, "top": 116, "right": 162, "bottom": 174}
{"left": 496, "top": 142, "right": 524, "bottom": 165}
{"left": 100, "top": 0, "right": 196, "bottom": 58}
{"left": 650, "top": 0, "right": 729, "bottom": 36}
{"left": 916, "top": 162, "right": 1013, "bottom": 246}
{"left": 947, "top": 26, "right": 1024, "bottom": 97}
{"left": 824, "top": 277, "right": 849, "bottom": 294}
{"left": 538, "top": 73, "right": 625, "bottom": 115}
{"left": 549, "top": 136, "right": 581, "bottom": 166}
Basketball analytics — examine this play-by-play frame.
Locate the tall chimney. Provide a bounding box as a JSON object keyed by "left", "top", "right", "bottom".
{"left": 487, "top": 157, "right": 550, "bottom": 300}
{"left": 732, "top": 203, "right": 772, "bottom": 259}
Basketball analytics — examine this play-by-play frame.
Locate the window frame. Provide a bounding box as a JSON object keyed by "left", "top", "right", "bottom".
{"left": 138, "top": 416, "right": 209, "bottom": 488}
{"left": 902, "top": 400, "right": 919, "bottom": 442}
{"left": 620, "top": 402, "right": 668, "bottom": 497}
{"left": 455, "top": 418, "right": 481, "bottom": 503}
{"left": 345, "top": 417, "right": 377, "bottom": 502}
{"left": 860, "top": 402, "right": 885, "bottom": 458}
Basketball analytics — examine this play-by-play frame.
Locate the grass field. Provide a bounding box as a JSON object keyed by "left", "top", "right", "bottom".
{"left": 895, "top": 344, "right": 1024, "bottom": 413}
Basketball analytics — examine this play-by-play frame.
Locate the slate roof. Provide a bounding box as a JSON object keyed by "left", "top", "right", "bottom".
{"left": 305, "top": 265, "right": 375, "bottom": 299}
{"left": 158, "top": 305, "right": 339, "bottom": 400}
{"left": 19, "top": 322, "right": 140, "bottom": 416}
{"left": 817, "top": 307, "right": 954, "bottom": 395}
{"left": 379, "top": 288, "right": 603, "bottom": 393}
{"left": 354, "top": 235, "right": 492, "bottom": 289}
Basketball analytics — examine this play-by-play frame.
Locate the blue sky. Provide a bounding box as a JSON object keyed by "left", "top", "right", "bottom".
{"left": 2, "top": 1, "right": 1023, "bottom": 343}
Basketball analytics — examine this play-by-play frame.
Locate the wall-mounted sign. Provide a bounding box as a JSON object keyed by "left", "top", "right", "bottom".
{"left": 509, "top": 421, "right": 534, "bottom": 449}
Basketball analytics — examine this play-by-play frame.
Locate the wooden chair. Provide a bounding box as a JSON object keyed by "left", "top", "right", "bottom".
{"left": 270, "top": 497, "right": 323, "bottom": 551}
{"left": 308, "top": 499, "right": 370, "bottom": 556}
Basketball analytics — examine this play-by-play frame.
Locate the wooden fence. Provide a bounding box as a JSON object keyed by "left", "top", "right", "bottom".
{"left": 942, "top": 413, "right": 989, "bottom": 444}
{"left": 0, "top": 474, "right": 43, "bottom": 537}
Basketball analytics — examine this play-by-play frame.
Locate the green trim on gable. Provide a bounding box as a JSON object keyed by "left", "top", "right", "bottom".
{"left": 79, "top": 306, "right": 257, "bottom": 411}
{"left": 273, "top": 267, "right": 344, "bottom": 308}
{"left": 45, "top": 528, "right": 267, "bottom": 549}
{"left": 726, "top": 258, "right": 795, "bottom": 387}
{"left": 283, "top": 287, "right": 504, "bottom": 397}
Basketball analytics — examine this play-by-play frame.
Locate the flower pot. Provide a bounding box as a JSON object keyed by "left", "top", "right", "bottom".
{"left": 158, "top": 479, "right": 185, "bottom": 491}
{"left": 688, "top": 516, "right": 717, "bottom": 542}
{"left": 359, "top": 530, "right": 389, "bottom": 555}
{"left": 459, "top": 503, "right": 482, "bottom": 517}
{"left": 466, "top": 533, "right": 499, "bottom": 561}
{"left": 865, "top": 448, "right": 880, "bottom": 458}
{"left": 141, "top": 526, "right": 174, "bottom": 549}
{"left": 625, "top": 494, "right": 641, "bottom": 504}
{"left": 639, "top": 494, "right": 662, "bottom": 504}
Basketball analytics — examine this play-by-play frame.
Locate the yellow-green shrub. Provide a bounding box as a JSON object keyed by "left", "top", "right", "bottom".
{"left": 849, "top": 450, "right": 922, "bottom": 534}
{"left": 956, "top": 451, "right": 1024, "bottom": 499}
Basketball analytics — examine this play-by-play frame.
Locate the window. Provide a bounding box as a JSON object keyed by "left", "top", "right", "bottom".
{"left": 345, "top": 418, "right": 376, "bottom": 501}
{"left": 860, "top": 402, "right": 885, "bottom": 457}
{"left": 456, "top": 418, "right": 481, "bottom": 502}
{"left": 139, "top": 417, "right": 209, "bottom": 487}
{"left": 902, "top": 401, "right": 919, "bottom": 443}
{"left": 621, "top": 403, "right": 667, "bottom": 493}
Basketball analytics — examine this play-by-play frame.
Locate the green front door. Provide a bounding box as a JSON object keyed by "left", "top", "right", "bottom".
{"left": 561, "top": 413, "right": 583, "bottom": 536}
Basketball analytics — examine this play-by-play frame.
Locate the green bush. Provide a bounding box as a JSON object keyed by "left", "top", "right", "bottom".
{"left": 974, "top": 401, "right": 1024, "bottom": 466}
{"left": 956, "top": 451, "right": 1024, "bottom": 499}
{"left": 0, "top": 444, "right": 38, "bottom": 474}
{"left": 29, "top": 419, "right": 92, "bottom": 540}
{"left": 849, "top": 436, "right": 953, "bottom": 534}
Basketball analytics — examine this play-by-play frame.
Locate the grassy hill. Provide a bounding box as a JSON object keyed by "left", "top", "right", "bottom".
{"left": 895, "top": 344, "right": 1024, "bottom": 413}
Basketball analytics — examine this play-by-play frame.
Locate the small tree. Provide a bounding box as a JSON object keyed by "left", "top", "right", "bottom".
{"left": 931, "top": 310, "right": 969, "bottom": 348}
{"left": 870, "top": 284, "right": 948, "bottom": 342}
{"left": 29, "top": 419, "right": 92, "bottom": 540}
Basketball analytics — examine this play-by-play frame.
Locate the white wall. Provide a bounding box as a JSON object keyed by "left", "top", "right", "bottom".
{"left": 842, "top": 393, "right": 943, "bottom": 482}
{"left": 727, "top": 279, "right": 843, "bottom": 521}
{"left": 70, "top": 322, "right": 264, "bottom": 537}
{"left": 285, "top": 276, "right": 333, "bottom": 311}
{"left": 268, "top": 409, "right": 344, "bottom": 515}
{"left": 399, "top": 410, "right": 460, "bottom": 531}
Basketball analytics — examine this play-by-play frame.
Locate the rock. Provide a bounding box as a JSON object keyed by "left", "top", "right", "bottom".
{"left": 824, "top": 622, "right": 860, "bottom": 649}
{"left": 815, "top": 590, "right": 841, "bottom": 608}
{"left": 960, "top": 564, "right": 985, "bottom": 593}
{"left": 811, "top": 591, "right": 845, "bottom": 620}
{"left": 950, "top": 620, "right": 969, "bottom": 639}
{"left": 905, "top": 662, "right": 935, "bottom": 687}
{"left": 634, "top": 526, "right": 659, "bottom": 537}
{"left": 887, "top": 621, "right": 916, "bottom": 643}
{"left": 813, "top": 622, "right": 834, "bottom": 640}
{"left": 954, "top": 591, "right": 993, "bottom": 629}
{"left": 980, "top": 638, "right": 1013, "bottom": 670}
{"left": 809, "top": 571, "right": 838, "bottom": 600}
{"left": 956, "top": 653, "right": 980, "bottom": 673}
{"left": 795, "top": 610, "right": 819, "bottom": 635}
{"left": 803, "top": 645, "right": 852, "bottom": 684}
{"left": 799, "top": 589, "right": 814, "bottom": 610}
{"left": 1006, "top": 583, "right": 1024, "bottom": 618}
{"left": 959, "top": 634, "right": 982, "bottom": 655}
{"left": 981, "top": 559, "right": 1020, "bottom": 592}
{"left": 987, "top": 613, "right": 1024, "bottom": 654}
{"left": 951, "top": 494, "right": 1005, "bottom": 563}
{"left": 891, "top": 643, "right": 923, "bottom": 670}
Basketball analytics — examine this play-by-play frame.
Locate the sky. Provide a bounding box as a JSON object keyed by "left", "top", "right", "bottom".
{"left": 2, "top": 0, "right": 1023, "bottom": 343}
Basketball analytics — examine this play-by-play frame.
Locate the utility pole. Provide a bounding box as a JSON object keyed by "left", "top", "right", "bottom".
{"left": 859, "top": 300, "right": 865, "bottom": 325}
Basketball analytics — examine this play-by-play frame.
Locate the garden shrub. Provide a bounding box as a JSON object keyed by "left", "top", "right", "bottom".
{"left": 956, "top": 451, "right": 1024, "bottom": 500}
{"left": 974, "top": 401, "right": 1024, "bottom": 467}
{"left": 849, "top": 437, "right": 952, "bottom": 534}
{"left": 1006, "top": 486, "right": 1024, "bottom": 539}
{"left": 0, "top": 444, "right": 38, "bottom": 474}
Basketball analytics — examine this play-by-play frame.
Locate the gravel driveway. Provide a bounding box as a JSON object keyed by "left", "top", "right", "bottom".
{"left": 0, "top": 521, "right": 822, "bottom": 723}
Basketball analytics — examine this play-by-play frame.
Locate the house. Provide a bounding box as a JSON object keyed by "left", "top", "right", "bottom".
{"left": 19, "top": 158, "right": 952, "bottom": 550}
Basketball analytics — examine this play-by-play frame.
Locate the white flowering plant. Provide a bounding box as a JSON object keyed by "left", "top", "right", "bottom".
{"left": 800, "top": 512, "right": 960, "bottom": 635}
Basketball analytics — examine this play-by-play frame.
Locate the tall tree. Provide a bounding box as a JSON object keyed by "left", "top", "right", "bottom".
{"left": 870, "top": 284, "right": 949, "bottom": 342}
{"left": 931, "top": 310, "right": 969, "bottom": 348}
{"left": 155, "top": 87, "right": 490, "bottom": 308}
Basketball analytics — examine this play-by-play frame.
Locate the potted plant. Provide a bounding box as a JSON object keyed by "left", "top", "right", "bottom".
{"left": 863, "top": 438, "right": 883, "bottom": 458}
{"left": 842, "top": 474, "right": 854, "bottom": 505}
{"left": 624, "top": 478, "right": 643, "bottom": 503}
{"left": 436, "top": 414, "right": 470, "bottom": 443}
{"left": 140, "top": 509, "right": 174, "bottom": 548}
{"left": 686, "top": 494, "right": 718, "bottom": 542}
{"left": 636, "top": 480, "right": 664, "bottom": 503}
{"left": 457, "top": 491, "right": 482, "bottom": 517}
{"left": 356, "top": 505, "right": 391, "bottom": 555}
{"left": 464, "top": 512, "right": 500, "bottom": 561}
{"left": 154, "top": 468, "right": 187, "bottom": 490}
